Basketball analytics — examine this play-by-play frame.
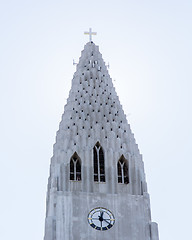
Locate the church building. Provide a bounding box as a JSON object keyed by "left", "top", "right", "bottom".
{"left": 44, "top": 29, "right": 159, "bottom": 240}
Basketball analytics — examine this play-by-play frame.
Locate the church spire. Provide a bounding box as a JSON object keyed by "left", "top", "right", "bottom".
{"left": 44, "top": 39, "right": 159, "bottom": 240}
{"left": 54, "top": 41, "right": 140, "bottom": 168}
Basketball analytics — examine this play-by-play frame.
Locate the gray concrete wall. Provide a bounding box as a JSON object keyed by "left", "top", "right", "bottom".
{"left": 45, "top": 192, "right": 154, "bottom": 240}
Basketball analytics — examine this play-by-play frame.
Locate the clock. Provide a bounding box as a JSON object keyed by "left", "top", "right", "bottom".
{"left": 88, "top": 207, "right": 115, "bottom": 231}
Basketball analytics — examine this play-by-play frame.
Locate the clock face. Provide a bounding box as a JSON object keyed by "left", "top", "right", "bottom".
{"left": 88, "top": 207, "right": 115, "bottom": 231}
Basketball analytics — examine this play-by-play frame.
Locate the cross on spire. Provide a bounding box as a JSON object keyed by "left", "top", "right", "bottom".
{"left": 84, "top": 28, "right": 97, "bottom": 42}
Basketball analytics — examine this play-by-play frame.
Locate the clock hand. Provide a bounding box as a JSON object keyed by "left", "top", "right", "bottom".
{"left": 99, "top": 210, "right": 103, "bottom": 217}
{"left": 103, "top": 219, "right": 110, "bottom": 225}
{"left": 98, "top": 211, "right": 104, "bottom": 221}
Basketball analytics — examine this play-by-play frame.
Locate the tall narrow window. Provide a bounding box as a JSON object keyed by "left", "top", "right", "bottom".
{"left": 70, "top": 152, "right": 81, "bottom": 181}
{"left": 93, "top": 142, "right": 105, "bottom": 182}
{"left": 117, "top": 155, "right": 129, "bottom": 184}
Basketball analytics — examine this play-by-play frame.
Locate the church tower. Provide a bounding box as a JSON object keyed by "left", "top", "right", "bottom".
{"left": 44, "top": 30, "right": 159, "bottom": 240}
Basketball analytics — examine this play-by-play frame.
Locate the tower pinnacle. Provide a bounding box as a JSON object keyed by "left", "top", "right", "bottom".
{"left": 43, "top": 41, "right": 159, "bottom": 240}
{"left": 84, "top": 28, "right": 97, "bottom": 42}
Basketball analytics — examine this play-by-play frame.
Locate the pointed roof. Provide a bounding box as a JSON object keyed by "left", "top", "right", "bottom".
{"left": 54, "top": 42, "right": 139, "bottom": 157}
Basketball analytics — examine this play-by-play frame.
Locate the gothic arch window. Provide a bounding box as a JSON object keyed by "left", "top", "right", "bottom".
{"left": 117, "top": 155, "right": 129, "bottom": 184}
{"left": 70, "top": 152, "right": 81, "bottom": 181}
{"left": 93, "top": 142, "right": 105, "bottom": 182}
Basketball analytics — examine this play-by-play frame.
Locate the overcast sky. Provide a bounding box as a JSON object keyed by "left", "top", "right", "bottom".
{"left": 0, "top": 1, "right": 192, "bottom": 239}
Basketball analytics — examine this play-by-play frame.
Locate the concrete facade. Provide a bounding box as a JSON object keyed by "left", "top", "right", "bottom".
{"left": 44, "top": 42, "right": 159, "bottom": 240}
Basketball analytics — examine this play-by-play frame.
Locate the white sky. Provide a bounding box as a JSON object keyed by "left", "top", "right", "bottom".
{"left": 0, "top": 1, "right": 192, "bottom": 239}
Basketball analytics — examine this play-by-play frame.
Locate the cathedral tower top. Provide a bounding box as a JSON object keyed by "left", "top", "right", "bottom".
{"left": 54, "top": 40, "right": 141, "bottom": 175}
{"left": 44, "top": 37, "right": 159, "bottom": 240}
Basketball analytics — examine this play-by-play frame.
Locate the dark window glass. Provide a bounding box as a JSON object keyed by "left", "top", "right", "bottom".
{"left": 93, "top": 142, "right": 105, "bottom": 182}
{"left": 117, "top": 155, "right": 129, "bottom": 184}
{"left": 93, "top": 147, "right": 98, "bottom": 181}
{"left": 70, "top": 153, "right": 81, "bottom": 181}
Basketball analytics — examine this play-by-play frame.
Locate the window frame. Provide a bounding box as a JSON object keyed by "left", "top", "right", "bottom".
{"left": 70, "top": 152, "right": 81, "bottom": 181}
{"left": 117, "top": 155, "right": 129, "bottom": 184}
{"left": 93, "top": 142, "right": 105, "bottom": 182}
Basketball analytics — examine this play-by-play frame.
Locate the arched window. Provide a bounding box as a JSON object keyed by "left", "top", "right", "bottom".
{"left": 93, "top": 142, "right": 105, "bottom": 182}
{"left": 117, "top": 155, "right": 129, "bottom": 184}
{"left": 70, "top": 152, "right": 81, "bottom": 181}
